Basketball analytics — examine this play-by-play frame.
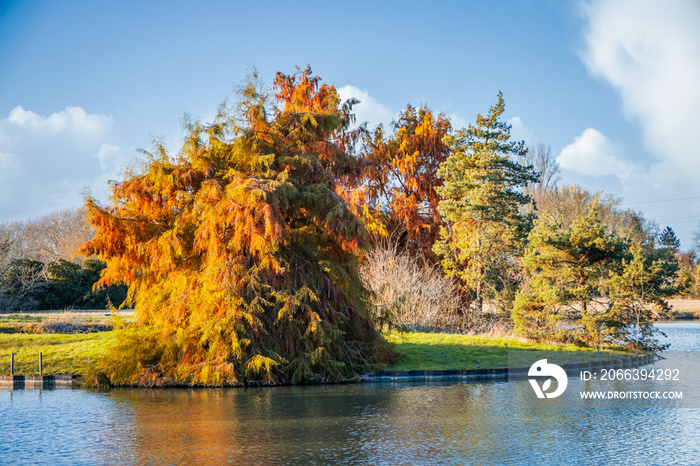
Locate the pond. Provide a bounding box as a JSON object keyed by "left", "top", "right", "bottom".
{"left": 1, "top": 322, "right": 699, "bottom": 465}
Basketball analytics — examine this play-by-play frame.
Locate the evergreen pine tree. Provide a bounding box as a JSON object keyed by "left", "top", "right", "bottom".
{"left": 433, "top": 92, "right": 538, "bottom": 313}
{"left": 659, "top": 226, "right": 680, "bottom": 252}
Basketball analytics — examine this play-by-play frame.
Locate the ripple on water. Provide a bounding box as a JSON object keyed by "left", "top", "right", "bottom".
{"left": 1, "top": 324, "right": 699, "bottom": 465}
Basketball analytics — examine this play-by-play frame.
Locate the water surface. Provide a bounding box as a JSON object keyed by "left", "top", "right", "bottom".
{"left": 1, "top": 322, "right": 699, "bottom": 465}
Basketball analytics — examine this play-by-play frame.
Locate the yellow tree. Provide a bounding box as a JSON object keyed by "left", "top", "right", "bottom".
{"left": 82, "top": 66, "right": 391, "bottom": 386}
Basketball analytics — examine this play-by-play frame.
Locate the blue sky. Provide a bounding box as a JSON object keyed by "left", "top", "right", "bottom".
{"left": 1, "top": 0, "right": 699, "bottom": 248}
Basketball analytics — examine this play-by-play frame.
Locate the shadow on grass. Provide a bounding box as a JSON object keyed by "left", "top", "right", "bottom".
{"left": 0, "top": 327, "right": 22, "bottom": 334}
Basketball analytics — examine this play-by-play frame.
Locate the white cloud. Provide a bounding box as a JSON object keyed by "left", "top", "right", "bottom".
{"left": 507, "top": 116, "right": 533, "bottom": 144}
{"left": 96, "top": 143, "right": 122, "bottom": 171}
{"left": 0, "top": 151, "right": 14, "bottom": 164}
{"left": 448, "top": 112, "right": 468, "bottom": 131}
{"left": 577, "top": 1, "right": 700, "bottom": 246}
{"left": 581, "top": 0, "right": 700, "bottom": 173}
{"left": 557, "top": 128, "right": 639, "bottom": 181}
{"left": 7, "top": 105, "right": 112, "bottom": 139}
{"left": 0, "top": 106, "right": 128, "bottom": 219}
{"left": 337, "top": 85, "right": 394, "bottom": 130}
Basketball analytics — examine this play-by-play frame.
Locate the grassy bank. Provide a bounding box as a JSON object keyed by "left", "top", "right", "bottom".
{"left": 0, "top": 314, "right": 629, "bottom": 378}
{"left": 384, "top": 331, "right": 628, "bottom": 371}
{"left": 0, "top": 313, "right": 117, "bottom": 376}
{"left": 668, "top": 310, "right": 700, "bottom": 320}
{"left": 0, "top": 331, "right": 114, "bottom": 376}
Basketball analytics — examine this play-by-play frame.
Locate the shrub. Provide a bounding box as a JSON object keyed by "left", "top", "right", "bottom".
{"left": 360, "top": 241, "right": 483, "bottom": 332}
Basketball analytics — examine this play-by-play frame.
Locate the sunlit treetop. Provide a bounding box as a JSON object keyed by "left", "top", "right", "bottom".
{"left": 342, "top": 105, "right": 451, "bottom": 258}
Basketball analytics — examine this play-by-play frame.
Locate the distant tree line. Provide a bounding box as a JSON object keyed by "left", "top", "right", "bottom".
{"left": 0, "top": 209, "right": 127, "bottom": 311}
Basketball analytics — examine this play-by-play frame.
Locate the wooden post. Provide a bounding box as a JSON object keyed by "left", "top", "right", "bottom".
{"left": 10, "top": 353, "right": 14, "bottom": 376}
{"left": 39, "top": 352, "right": 43, "bottom": 377}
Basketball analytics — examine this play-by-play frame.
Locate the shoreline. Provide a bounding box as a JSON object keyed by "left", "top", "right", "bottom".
{"left": 364, "top": 352, "right": 656, "bottom": 382}
{"left": 0, "top": 353, "right": 656, "bottom": 389}
{"left": 0, "top": 315, "right": 676, "bottom": 389}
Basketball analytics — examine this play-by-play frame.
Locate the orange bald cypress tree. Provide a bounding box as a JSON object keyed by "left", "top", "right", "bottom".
{"left": 344, "top": 106, "right": 451, "bottom": 259}
{"left": 82, "top": 66, "right": 390, "bottom": 386}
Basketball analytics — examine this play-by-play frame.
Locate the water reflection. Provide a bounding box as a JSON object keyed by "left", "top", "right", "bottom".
{"left": 0, "top": 322, "right": 698, "bottom": 465}
{"left": 3, "top": 380, "right": 699, "bottom": 465}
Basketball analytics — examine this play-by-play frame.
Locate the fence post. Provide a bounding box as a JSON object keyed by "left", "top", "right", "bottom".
{"left": 10, "top": 353, "right": 14, "bottom": 376}
{"left": 39, "top": 352, "right": 43, "bottom": 377}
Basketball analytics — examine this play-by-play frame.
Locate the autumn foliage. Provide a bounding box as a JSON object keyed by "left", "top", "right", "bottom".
{"left": 342, "top": 106, "right": 451, "bottom": 259}
{"left": 81, "top": 67, "right": 390, "bottom": 386}
{"left": 75, "top": 66, "right": 680, "bottom": 385}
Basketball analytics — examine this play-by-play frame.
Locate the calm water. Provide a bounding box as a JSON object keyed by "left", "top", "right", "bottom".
{"left": 1, "top": 323, "right": 699, "bottom": 465}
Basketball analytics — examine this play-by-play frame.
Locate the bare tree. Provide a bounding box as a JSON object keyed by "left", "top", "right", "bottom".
{"left": 0, "top": 259, "right": 48, "bottom": 311}
{"left": 537, "top": 185, "right": 657, "bottom": 244}
{"left": 29, "top": 209, "right": 94, "bottom": 263}
{"left": 0, "top": 225, "right": 15, "bottom": 270}
{"left": 0, "top": 209, "right": 93, "bottom": 265}
{"left": 0, "top": 208, "right": 94, "bottom": 311}
{"left": 520, "top": 142, "right": 560, "bottom": 205}
{"left": 691, "top": 220, "right": 700, "bottom": 255}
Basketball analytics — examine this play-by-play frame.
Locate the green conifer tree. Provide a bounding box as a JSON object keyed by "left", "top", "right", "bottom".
{"left": 513, "top": 204, "right": 628, "bottom": 344}
{"left": 514, "top": 200, "right": 676, "bottom": 350}
{"left": 433, "top": 92, "right": 538, "bottom": 313}
{"left": 659, "top": 226, "right": 680, "bottom": 252}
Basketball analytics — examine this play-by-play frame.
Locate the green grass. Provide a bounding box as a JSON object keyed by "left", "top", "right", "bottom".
{"left": 384, "top": 331, "right": 629, "bottom": 371}
{"left": 0, "top": 313, "right": 120, "bottom": 376}
{"left": 669, "top": 309, "right": 700, "bottom": 320}
{"left": 0, "top": 314, "right": 42, "bottom": 334}
{"left": 0, "top": 312, "right": 119, "bottom": 332}
{"left": 0, "top": 316, "right": 632, "bottom": 377}
{"left": 0, "top": 331, "right": 115, "bottom": 376}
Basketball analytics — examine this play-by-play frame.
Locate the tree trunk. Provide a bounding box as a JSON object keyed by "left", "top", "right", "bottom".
{"left": 476, "top": 279, "right": 483, "bottom": 313}
{"left": 596, "top": 319, "right": 601, "bottom": 361}
{"left": 475, "top": 231, "right": 484, "bottom": 314}
{"left": 635, "top": 311, "right": 640, "bottom": 355}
